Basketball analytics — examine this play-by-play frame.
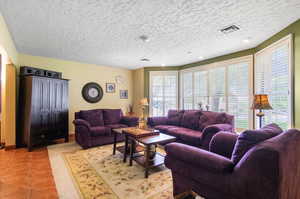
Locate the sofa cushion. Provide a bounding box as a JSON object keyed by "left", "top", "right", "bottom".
{"left": 181, "top": 110, "right": 202, "bottom": 130}
{"left": 231, "top": 123, "right": 283, "bottom": 164}
{"left": 167, "top": 110, "right": 184, "bottom": 126}
{"left": 167, "top": 127, "right": 188, "bottom": 138}
{"left": 169, "top": 127, "right": 203, "bottom": 146}
{"left": 105, "top": 124, "right": 128, "bottom": 129}
{"left": 90, "top": 126, "right": 110, "bottom": 136}
{"left": 198, "top": 111, "right": 229, "bottom": 131}
{"left": 103, "top": 109, "right": 123, "bottom": 125}
{"left": 154, "top": 125, "right": 178, "bottom": 134}
{"left": 80, "top": 109, "right": 104, "bottom": 127}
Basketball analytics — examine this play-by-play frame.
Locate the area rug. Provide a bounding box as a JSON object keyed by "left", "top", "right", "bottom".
{"left": 48, "top": 142, "right": 204, "bottom": 199}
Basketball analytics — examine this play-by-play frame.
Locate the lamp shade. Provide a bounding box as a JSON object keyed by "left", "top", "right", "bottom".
{"left": 251, "top": 94, "right": 272, "bottom": 110}
{"left": 139, "top": 98, "right": 149, "bottom": 106}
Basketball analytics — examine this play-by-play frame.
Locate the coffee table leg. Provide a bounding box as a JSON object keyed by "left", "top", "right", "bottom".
{"left": 129, "top": 139, "right": 135, "bottom": 166}
{"left": 123, "top": 135, "right": 128, "bottom": 163}
{"left": 113, "top": 131, "right": 117, "bottom": 155}
{"left": 145, "top": 144, "right": 150, "bottom": 178}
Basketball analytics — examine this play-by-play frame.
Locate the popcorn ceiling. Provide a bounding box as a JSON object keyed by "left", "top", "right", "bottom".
{"left": 0, "top": 0, "right": 299, "bottom": 69}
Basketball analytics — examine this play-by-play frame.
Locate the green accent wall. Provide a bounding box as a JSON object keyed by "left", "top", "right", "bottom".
{"left": 143, "top": 19, "right": 300, "bottom": 128}
{"left": 181, "top": 48, "right": 255, "bottom": 69}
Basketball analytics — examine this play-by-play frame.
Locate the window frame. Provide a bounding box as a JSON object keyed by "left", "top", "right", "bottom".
{"left": 254, "top": 34, "right": 294, "bottom": 128}
{"left": 180, "top": 55, "right": 254, "bottom": 130}
{"left": 149, "top": 71, "right": 179, "bottom": 117}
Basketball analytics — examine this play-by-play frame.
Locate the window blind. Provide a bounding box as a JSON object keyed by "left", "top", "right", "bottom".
{"left": 227, "top": 62, "right": 250, "bottom": 129}
{"left": 209, "top": 67, "right": 226, "bottom": 112}
{"left": 150, "top": 71, "right": 178, "bottom": 116}
{"left": 183, "top": 72, "right": 193, "bottom": 109}
{"left": 255, "top": 36, "right": 291, "bottom": 129}
{"left": 181, "top": 56, "right": 253, "bottom": 129}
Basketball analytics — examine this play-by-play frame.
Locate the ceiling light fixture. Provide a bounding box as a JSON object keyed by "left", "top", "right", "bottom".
{"left": 140, "top": 58, "right": 150, "bottom": 62}
{"left": 243, "top": 38, "right": 251, "bottom": 43}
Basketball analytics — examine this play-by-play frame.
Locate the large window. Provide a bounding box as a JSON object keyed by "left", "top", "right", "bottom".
{"left": 255, "top": 35, "right": 293, "bottom": 129}
{"left": 149, "top": 71, "right": 178, "bottom": 116}
{"left": 181, "top": 56, "right": 253, "bottom": 129}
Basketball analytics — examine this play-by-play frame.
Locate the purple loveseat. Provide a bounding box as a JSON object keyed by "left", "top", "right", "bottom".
{"left": 165, "top": 127, "right": 300, "bottom": 199}
{"left": 73, "top": 109, "right": 139, "bottom": 149}
{"left": 148, "top": 110, "right": 234, "bottom": 149}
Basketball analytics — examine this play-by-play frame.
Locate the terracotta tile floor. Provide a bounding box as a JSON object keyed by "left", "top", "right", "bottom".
{"left": 0, "top": 137, "right": 74, "bottom": 199}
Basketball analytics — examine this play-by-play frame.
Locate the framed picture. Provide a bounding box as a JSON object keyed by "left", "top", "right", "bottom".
{"left": 120, "top": 90, "right": 128, "bottom": 99}
{"left": 106, "top": 83, "right": 116, "bottom": 93}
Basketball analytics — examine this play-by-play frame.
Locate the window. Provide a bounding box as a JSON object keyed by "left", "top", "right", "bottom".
{"left": 181, "top": 56, "right": 253, "bottom": 129}
{"left": 182, "top": 72, "right": 193, "bottom": 109}
{"left": 255, "top": 35, "right": 292, "bottom": 129}
{"left": 227, "top": 62, "right": 251, "bottom": 129}
{"left": 149, "top": 71, "right": 178, "bottom": 116}
{"left": 209, "top": 67, "right": 226, "bottom": 112}
{"left": 194, "top": 71, "right": 209, "bottom": 108}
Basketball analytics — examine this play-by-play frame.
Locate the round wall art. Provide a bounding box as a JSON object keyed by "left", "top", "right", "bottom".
{"left": 82, "top": 82, "right": 103, "bottom": 103}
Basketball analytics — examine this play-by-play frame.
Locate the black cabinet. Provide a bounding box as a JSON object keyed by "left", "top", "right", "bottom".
{"left": 19, "top": 75, "right": 69, "bottom": 151}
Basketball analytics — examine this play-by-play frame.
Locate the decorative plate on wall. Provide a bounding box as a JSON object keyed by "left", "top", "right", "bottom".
{"left": 82, "top": 82, "right": 103, "bottom": 103}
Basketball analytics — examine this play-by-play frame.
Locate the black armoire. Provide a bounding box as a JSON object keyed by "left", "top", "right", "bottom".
{"left": 19, "top": 68, "right": 69, "bottom": 151}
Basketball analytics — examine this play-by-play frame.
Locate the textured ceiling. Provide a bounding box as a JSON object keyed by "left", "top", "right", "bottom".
{"left": 0, "top": 0, "right": 300, "bottom": 69}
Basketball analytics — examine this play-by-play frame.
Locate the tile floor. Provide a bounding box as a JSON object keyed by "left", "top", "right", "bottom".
{"left": 0, "top": 137, "right": 73, "bottom": 199}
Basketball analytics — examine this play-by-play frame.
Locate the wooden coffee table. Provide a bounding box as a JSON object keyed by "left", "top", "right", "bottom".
{"left": 112, "top": 127, "right": 144, "bottom": 163}
{"left": 128, "top": 133, "right": 176, "bottom": 178}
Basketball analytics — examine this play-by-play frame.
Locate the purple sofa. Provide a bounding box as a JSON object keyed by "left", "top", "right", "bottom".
{"left": 148, "top": 110, "right": 234, "bottom": 149}
{"left": 73, "top": 109, "right": 139, "bottom": 149}
{"left": 165, "top": 126, "right": 300, "bottom": 199}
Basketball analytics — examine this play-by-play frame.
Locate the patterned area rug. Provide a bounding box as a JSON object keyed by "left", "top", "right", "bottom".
{"left": 63, "top": 144, "right": 174, "bottom": 199}
{"left": 48, "top": 142, "right": 204, "bottom": 199}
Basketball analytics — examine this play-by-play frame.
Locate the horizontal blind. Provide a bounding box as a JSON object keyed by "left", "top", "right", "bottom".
{"left": 150, "top": 71, "right": 178, "bottom": 116}
{"left": 255, "top": 36, "right": 291, "bottom": 129}
{"left": 227, "top": 62, "right": 250, "bottom": 129}
{"left": 209, "top": 67, "right": 226, "bottom": 112}
{"left": 182, "top": 72, "right": 193, "bottom": 109}
{"left": 194, "top": 71, "right": 209, "bottom": 109}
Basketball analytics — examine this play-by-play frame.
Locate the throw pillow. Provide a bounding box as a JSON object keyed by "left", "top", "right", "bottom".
{"left": 167, "top": 110, "right": 184, "bottom": 126}
{"left": 103, "top": 109, "right": 123, "bottom": 125}
{"left": 80, "top": 109, "right": 104, "bottom": 126}
{"left": 198, "top": 111, "right": 228, "bottom": 131}
{"left": 231, "top": 123, "right": 283, "bottom": 164}
{"left": 181, "top": 110, "right": 202, "bottom": 130}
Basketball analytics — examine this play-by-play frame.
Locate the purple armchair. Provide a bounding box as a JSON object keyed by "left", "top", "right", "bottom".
{"left": 148, "top": 110, "right": 234, "bottom": 149}
{"left": 165, "top": 128, "right": 300, "bottom": 199}
{"left": 73, "top": 109, "right": 138, "bottom": 149}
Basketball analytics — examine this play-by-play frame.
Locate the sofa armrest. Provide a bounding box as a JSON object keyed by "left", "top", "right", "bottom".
{"left": 201, "top": 124, "right": 234, "bottom": 150}
{"left": 165, "top": 143, "right": 234, "bottom": 173}
{"left": 209, "top": 131, "right": 238, "bottom": 159}
{"left": 73, "top": 119, "right": 91, "bottom": 130}
{"left": 147, "top": 117, "right": 168, "bottom": 127}
{"left": 121, "top": 116, "right": 139, "bottom": 127}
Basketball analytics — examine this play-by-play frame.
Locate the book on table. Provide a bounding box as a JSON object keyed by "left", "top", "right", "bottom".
{"left": 122, "top": 127, "right": 159, "bottom": 138}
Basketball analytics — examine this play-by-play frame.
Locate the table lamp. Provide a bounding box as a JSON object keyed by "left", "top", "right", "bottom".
{"left": 251, "top": 94, "right": 272, "bottom": 128}
{"left": 139, "top": 98, "right": 149, "bottom": 121}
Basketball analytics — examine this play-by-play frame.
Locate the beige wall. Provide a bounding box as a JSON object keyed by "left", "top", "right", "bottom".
{"left": 132, "top": 68, "right": 144, "bottom": 117}
{"left": 18, "top": 54, "right": 133, "bottom": 133}
{"left": 0, "top": 13, "right": 18, "bottom": 146}
{"left": 0, "top": 13, "right": 18, "bottom": 64}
